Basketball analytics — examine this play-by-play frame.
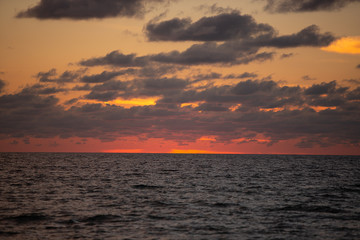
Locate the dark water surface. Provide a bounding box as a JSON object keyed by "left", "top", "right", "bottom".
{"left": 0, "top": 153, "right": 359, "bottom": 239}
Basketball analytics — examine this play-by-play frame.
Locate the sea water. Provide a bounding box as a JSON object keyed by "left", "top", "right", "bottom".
{"left": 0, "top": 153, "right": 359, "bottom": 239}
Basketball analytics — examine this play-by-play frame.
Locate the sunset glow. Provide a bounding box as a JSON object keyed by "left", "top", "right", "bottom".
{"left": 170, "top": 149, "right": 240, "bottom": 154}
{"left": 322, "top": 36, "right": 360, "bottom": 54}
{"left": 0, "top": 0, "right": 359, "bottom": 155}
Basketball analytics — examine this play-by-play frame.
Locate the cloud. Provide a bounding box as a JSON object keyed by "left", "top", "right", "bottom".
{"left": 80, "top": 70, "right": 134, "bottom": 83}
{"left": 1, "top": 77, "right": 359, "bottom": 148}
{"left": 36, "top": 68, "right": 84, "bottom": 84}
{"left": 79, "top": 12, "right": 334, "bottom": 67}
{"left": 21, "top": 83, "right": 68, "bottom": 95}
{"left": 147, "top": 24, "right": 335, "bottom": 65}
{"left": 196, "top": 4, "right": 237, "bottom": 15}
{"left": 304, "top": 81, "right": 337, "bottom": 95}
{"left": 343, "top": 78, "right": 360, "bottom": 85}
{"left": 0, "top": 79, "right": 5, "bottom": 93}
{"left": 17, "top": 0, "right": 167, "bottom": 20}
{"left": 357, "top": 64, "right": 360, "bottom": 69}
{"left": 190, "top": 71, "right": 258, "bottom": 81}
{"left": 254, "top": 25, "right": 335, "bottom": 48}
{"left": 302, "top": 75, "right": 316, "bottom": 81}
{"left": 280, "top": 53, "right": 294, "bottom": 58}
{"left": 150, "top": 42, "right": 275, "bottom": 65}
{"left": 80, "top": 51, "right": 147, "bottom": 67}
{"left": 82, "top": 76, "right": 189, "bottom": 101}
{"left": 145, "top": 12, "right": 275, "bottom": 41}
{"left": 264, "top": 0, "right": 360, "bottom": 13}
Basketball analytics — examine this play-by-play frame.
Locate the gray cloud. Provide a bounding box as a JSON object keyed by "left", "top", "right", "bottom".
{"left": 253, "top": 25, "right": 335, "bottom": 48}
{"left": 79, "top": 13, "right": 334, "bottom": 67}
{"left": 1, "top": 77, "right": 359, "bottom": 148}
{"left": 150, "top": 42, "right": 275, "bottom": 65}
{"left": 83, "top": 76, "right": 189, "bottom": 101}
{"left": 36, "top": 68, "right": 84, "bottom": 84}
{"left": 343, "top": 79, "right": 360, "bottom": 85}
{"left": 191, "top": 72, "right": 258, "bottom": 83}
{"left": 264, "top": 0, "right": 360, "bottom": 13}
{"left": 17, "top": 0, "right": 167, "bottom": 20}
{"left": 304, "top": 81, "right": 337, "bottom": 95}
{"left": 80, "top": 51, "right": 147, "bottom": 67}
{"left": 0, "top": 79, "right": 5, "bottom": 93}
{"left": 356, "top": 64, "right": 360, "bottom": 69}
{"left": 196, "top": 4, "right": 236, "bottom": 15}
{"left": 80, "top": 70, "right": 134, "bottom": 83}
{"left": 280, "top": 53, "right": 294, "bottom": 59}
{"left": 145, "top": 12, "right": 275, "bottom": 41}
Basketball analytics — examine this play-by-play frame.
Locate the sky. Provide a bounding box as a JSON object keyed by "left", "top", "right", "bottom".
{"left": 0, "top": 0, "right": 359, "bottom": 154}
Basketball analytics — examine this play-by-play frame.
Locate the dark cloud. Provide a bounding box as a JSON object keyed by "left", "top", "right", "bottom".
{"left": 304, "top": 81, "right": 337, "bottom": 95}
{"left": 264, "top": 0, "right": 360, "bottom": 13}
{"left": 196, "top": 4, "right": 236, "bottom": 15}
{"left": 0, "top": 79, "right": 5, "bottom": 93}
{"left": 83, "top": 77, "right": 189, "bottom": 101}
{"left": 346, "top": 87, "right": 360, "bottom": 100}
{"left": 80, "top": 70, "right": 134, "bottom": 83}
{"left": 1, "top": 78, "right": 359, "bottom": 148}
{"left": 356, "top": 64, "right": 360, "bottom": 69}
{"left": 280, "top": 53, "right": 294, "bottom": 59}
{"left": 80, "top": 13, "right": 334, "bottom": 67}
{"left": 254, "top": 25, "right": 335, "bottom": 48}
{"left": 343, "top": 79, "right": 360, "bottom": 85}
{"left": 36, "top": 68, "right": 83, "bottom": 84}
{"left": 21, "top": 83, "right": 67, "bottom": 95}
{"left": 195, "top": 103, "right": 229, "bottom": 112}
{"left": 80, "top": 51, "right": 147, "bottom": 67}
{"left": 149, "top": 42, "right": 275, "bottom": 65}
{"left": 191, "top": 72, "right": 258, "bottom": 82}
{"left": 232, "top": 79, "right": 277, "bottom": 95}
{"left": 17, "top": 0, "right": 166, "bottom": 20}
{"left": 145, "top": 12, "right": 275, "bottom": 42}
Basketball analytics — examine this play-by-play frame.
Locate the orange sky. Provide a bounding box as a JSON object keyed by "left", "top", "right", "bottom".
{"left": 0, "top": 0, "right": 359, "bottom": 154}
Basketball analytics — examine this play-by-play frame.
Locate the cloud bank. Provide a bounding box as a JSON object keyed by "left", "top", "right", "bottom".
{"left": 1, "top": 67, "right": 359, "bottom": 148}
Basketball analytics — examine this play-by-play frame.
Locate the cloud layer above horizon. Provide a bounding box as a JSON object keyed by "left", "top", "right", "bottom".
{"left": 1, "top": 0, "right": 359, "bottom": 153}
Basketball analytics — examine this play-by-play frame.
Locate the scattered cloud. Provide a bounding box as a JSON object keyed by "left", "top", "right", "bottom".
{"left": 302, "top": 75, "right": 316, "bottom": 81}
{"left": 254, "top": 25, "right": 335, "bottom": 48}
{"left": 17, "top": 0, "right": 168, "bottom": 20}
{"left": 82, "top": 25, "right": 333, "bottom": 67}
{"left": 145, "top": 12, "right": 275, "bottom": 42}
{"left": 36, "top": 68, "right": 85, "bottom": 84}
{"left": 80, "top": 51, "right": 147, "bottom": 67}
{"left": 280, "top": 53, "right": 294, "bottom": 58}
{"left": 264, "top": 0, "right": 360, "bottom": 13}
{"left": 196, "top": 4, "right": 237, "bottom": 15}
{"left": 80, "top": 70, "right": 134, "bottom": 83}
{"left": 343, "top": 78, "right": 360, "bottom": 85}
{"left": 1, "top": 73, "right": 359, "bottom": 149}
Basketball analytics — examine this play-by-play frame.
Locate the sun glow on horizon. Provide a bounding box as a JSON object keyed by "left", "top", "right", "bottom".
{"left": 103, "top": 149, "right": 144, "bottom": 153}
{"left": 170, "top": 149, "right": 241, "bottom": 154}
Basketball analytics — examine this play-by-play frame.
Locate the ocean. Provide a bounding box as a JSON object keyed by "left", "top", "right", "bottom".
{"left": 0, "top": 153, "right": 359, "bottom": 239}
